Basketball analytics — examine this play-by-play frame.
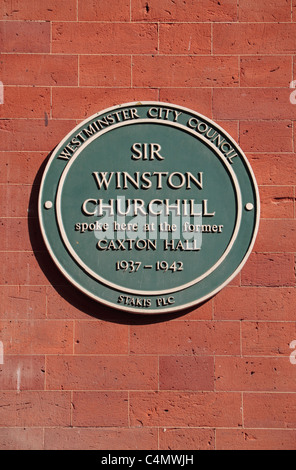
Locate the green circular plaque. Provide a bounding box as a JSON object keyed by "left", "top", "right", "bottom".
{"left": 39, "top": 102, "right": 260, "bottom": 314}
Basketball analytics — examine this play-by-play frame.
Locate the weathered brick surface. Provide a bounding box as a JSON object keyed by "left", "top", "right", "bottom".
{"left": 0, "top": 87, "right": 49, "bottom": 119}
{"left": 0, "top": 21, "right": 50, "bottom": 53}
{"left": 0, "top": 286, "right": 46, "bottom": 319}
{"left": 52, "top": 87, "right": 158, "bottom": 120}
{"left": 0, "top": 54, "right": 78, "bottom": 86}
{"left": 0, "top": 0, "right": 77, "bottom": 21}
{"left": 159, "top": 356, "right": 214, "bottom": 391}
{"left": 0, "top": 428, "right": 44, "bottom": 450}
{"left": 213, "top": 89, "right": 296, "bottom": 120}
{"left": 52, "top": 22, "right": 158, "bottom": 54}
{"left": 247, "top": 153, "right": 296, "bottom": 186}
{"left": 242, "top": 322, "right": 296, "bottom": 356}
{"left": 254, "top": 219, "right": 296, "bottom": 253}
{"left": 240, "top": 57, "right": 292, "bottom": 88}
{"left": 72, "top": 391, "right": 128, "bottom": 427}
{"left": 0, "top": 320, "right": 73, "bottom": 355}
{"left": 0, "top": 391, "right": 71, "bottom": 427}
{"left": 216, "top": 429, "right": 296, "bottom": 450}
{"left": 215, "top": 357, "right": 296, "bottom": 391}
{"left": 79, "top": 56, "right": 131, "bottom": 87}
{"left": 46, "top": 355, "right": 158, "bottom": 390}
{"left": 78, "top": 0, "right": 130, "bottom": 22}
{"left": 244, "top": 393, "right": 296, "bottom": 428}
{"left": 159, "top": 88, "right": 212, "bottom": 117}
{"left": 131, "top": 0, "right": 238, "bottom": 22}
{"left": 159, "top": 23, "right": 211, "bottom": 55}
{"left": 129, "top": 391, "right": 242, "bottom": 427}
{"left": 241, "top": 253, "right": 295, "bottom": 287}
{"left": 133, "top": 55, "right": 239, "bottom": 88}
{"left": 0, "top": 355, "right": 45, "bottom": 390}
{"left": 214, "top": 287, "right": 296, "bottom": 321}
{"left": 239, "top": 121, "right": 293, "bottom": 153}
{"left": 44, "top": 427, "right": 157, "bottom": 450}
{"left": 258, "top": 186, "right": 295, "bottom": 219}
{"left": 238, "top": 0, "right": 291, "bottom": 22}
{"left": 130, "top": 321, "right": 240, "bottom": 355}
{"left": 213, "top": 24, "right": 296, "bottom": 55}
{"left": 159, "top": 427, "right": 215, "bottom": 450}
{"left": 0, "top": 0, "right": 295, "bottom": 451}
{"left": 74, "top": 320, "right": 129, "bottom": 355}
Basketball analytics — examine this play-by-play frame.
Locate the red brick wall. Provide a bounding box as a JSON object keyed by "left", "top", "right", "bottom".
{"left": 0, "top": 0, "right": 296, "bottom": 450}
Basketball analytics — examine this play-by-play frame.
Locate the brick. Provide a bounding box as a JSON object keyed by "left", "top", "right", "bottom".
{"left": 130, "top": 321, "right": 240, "bottom": 355}
{"left": 29, "top": 250, "right": 75, "bottom": 288}
{"left": 52, "top": 22, "right": 158, "bottom": 54}
{"left": 0, "top": 428, "right": 43, "bottom": 450}
{"left": 0, "top": 86, "right": 50, "bottom": 119}
{"left": 79, "top": 55, "right": 131, "bottom": 87}
{"left": 216, "top": 429, "right": 296, "bottom": 450}
{"left": 213, "top": 89, "right": 296, "bottom": 120}
{"left": 214, "top": 287, "right": 296, "bottom": 321}
{"left": 0, "top": 218, "right": 42, "bottom": 252}
{"left": 254, "top": 219, "right": 296, "bottom": 254}
{"left": 0, "top": 21, "right": 50, "bottom": 53}
{"left": 240, "top": 57, "right": 292, "bottom": 88}
{"left": 25, "top": 212, "right": 45, "bottom": 253}
{"left": 0, "top": 391, "right": 70, "bottom": 427}
{"left": 78, "top": 0, "right": 130, "bottom": 21}
{"left": 46, "top": 355, "right": 158, "bottom": 390}
{"left": 132, "top": 56, "right": 239, "bottom": 88}
{"left": 238, "top": 0, "right": 291, "bottom": 22}
{"left": 215, "top": 357, "right": 296, "bottom": 392}
{"left": 247, "top": 154, "right": 296, "bottom": 186}
{"left": 0, "top": 355, "right": 45, "bottom": 390}
{"left": 131, "top": 0, "right": 238, "bottom": 22}
{"left": 44, "top": 427, "right": 157, "bottom": 450}
{"left": 74, "top": 321, "right": 128, "bottom": 354}
{"left": 0, "top": 54, "right": 78, "bottom": 86}
{"left": 0, "top": 119, "right": 76, "bottom": 151}
{"left": 173, "top": 299, "right": 213, "bottom": 320}
{"left": 0, "top": 184, "right": 38, "bottom": 217}
{"left": 214, "top": 24, "right": 296, "bottom": 55}
{"left": 159, "top": 89, "right": 212, "bottom": 119}
{"left": 0, "top": 286, "right": 46, "bottom": 319}
{"left": 45, "top": 288, "right": 124, "bottom": 321}
{"left": 159, "top": 428, "right": 214, "bottom": 450}
{"left": 129, "top": 391, "right": 242, "bottom": 427}
{"left": 159, "top": 24, "right": 211, "bottom": 54}
{"left": 239, "top": 121, "right": 293, "bottom": 153}
{"left": 258, "top": 186, "right": 295, "bottom": 219}
{"left": 216, "top": 120, "right": 239, "bottom": 142}
{"left": 0, "top": 252, "right": 50, "bottom": 285}
{"left": 72, "top": 391, "right": 128, "bottom": 427}
{"left": 0, "top": 320, "right": 73, "bottom": 354}
{"left": 244, "top": 393, "right": 296, "bottom": 428}
{"left": 52, "top": 88, "right": 158, "bottom": 120}
{"left": 0, "top": 152, "right": 46, "bottom": 185}
{"left": 242, "top": 321, "right": 296, "bottom": 356}
{"left": 159, "top": 356, "right": 214, "bottom": 391}
{"left": 241, "top": 253, "right": 295, "bottom": 287}
{"left": 1, "top": 0, "right": 77, "bottom": 21}
{"left": 46, "top": 284, "right": 123, "bottom": 320}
